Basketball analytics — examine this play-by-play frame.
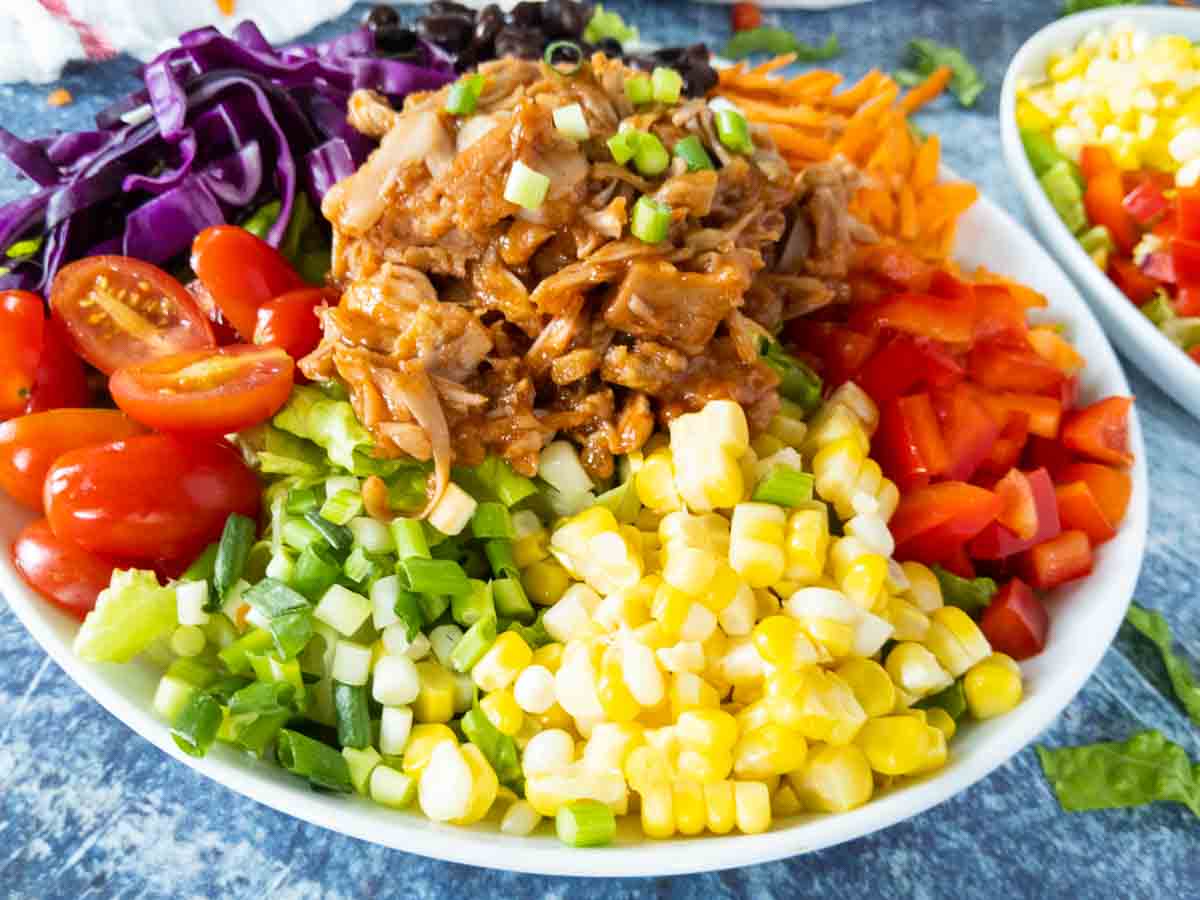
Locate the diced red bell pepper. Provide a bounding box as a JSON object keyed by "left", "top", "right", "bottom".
{"left": 890, "top": 481, "right": 1003, "bottom": 562}
{"left": 1190, "top": 345, "right": 1200, "bottom": 365}
{"left": 1080, "top": 145, "right": 1118, "bottom": 183}
{"left": 1057, "top": 462, "right": 1132, "bottom": 528}
{"left": 973, "top": 284, "right": 1030, "bottom": 345}
{"left": 1061, "top": 396, "right": 1134, "bottom": 467}
{"left": 1175, "top": 184, "right": 1200, "bottom": 242}
{"left": 1123, "top": 178, "right": 1170, "bottom": 227}
{"left": 854, "top": 335, "right": 963, "bottom": 405}
{"left": 939, "top": 545, "right": 977, "bottom": 579}
{"left": 1177, "top": 285, "right": 1200, "bottom": 317}
{"left": 1109, "top": 257, "right": 1162, "bottom": 305}
{"left": 1141, "top": 251, "right": 1176, "bottom": 285}
{"left": 1020, "top": 530, "right": 1093, "bottom": 589}
{"left": 968, "top": 341, "right": 1066, "bottom": 396}
{"left": 848, "top": 274, "right": 889, "bottom": 304}
{"left": 876, "top": 393, "right": 949, "bottom": 491}
{"left": 969, "top": 467, "right": 1061, "bottom": 560}
{"left": 854, "top": 243, "right": 934, "bottom": 291}
{"left": 785, "top": 322, "right": 880, "bottom": 387}
{"left": 1055, "top": 480, "right": 1117, "bottom": 545}
{"left": 1026, "top": 326, "right": 1085, "bottom": 375}
{"left": 975, "top": 390, "right": 1062, "bottom": 439}
{"left": 1059, "top": 374, "right": 1080, "bottom": 412}
{"left": 981, "top": 411, "right": 1031, "bottom": 475}
{"left": 980, "top": 578, "right": 1049, "bottom": 661}
{"left": 850, "top": 291, "right": 976, "bottom": 344}
{"left": 1170, "top": 236, "right": 1200, "bottom": 286}
{"left": 934, "top": 383, "right": 1000, "bottom": 482}
{"left": 994, "top": 469, "right": 1040, "bottom": 539}
{"left": 928, "top": 269, "right": 976, "bottom": 303}
{"left": 1024, "top": 434, "right": 1077, "bottom": 477}
{"left": 1085, "top": 169, "right": 1138, "bottom": 253}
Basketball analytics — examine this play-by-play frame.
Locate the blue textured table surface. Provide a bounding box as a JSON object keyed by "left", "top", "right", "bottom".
{"left": 1, "top": 2, "right": 1197, "bottom": 897}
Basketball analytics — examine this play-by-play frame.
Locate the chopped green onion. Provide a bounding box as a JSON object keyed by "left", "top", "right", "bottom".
{"left": 1161, "top": 316, "right": 1200, "bottom": 350}
{"left": 1141, "top": 292, "right": 1176, "bottom": 328}
{"left": 452, "top": 579, "right": 495, "bottom": 628}
{"left": 606, "top": 130, "right": 640, "bottom": 165}
{"left": 471, "top": 502, "right": 515, "bottom": 540}
{"left": 390, "top": 518, "right": 431, "bottom": 560}
{"left": 506, "top": 613, "right": 553, "bottom": 650}
{"left": 304, "top": 511, "right": 354, "bottom": 554}
{"left": 419, "top": 591, "right": 451, "bottom": 625}
{"left": 320, "top": 489, "right": 363, "bottom": 526}
{"left": 244, "top": 578, "right": 309, "bottom": 619}
{"left": 544, "top": 40, "right": 584, "bottom": 76}
{"left": 400, "top": 557, "right": 471, "bottom": 597}
{"left": 171, "top": 692, "right": 223, "bottom": 758}
{"left": 1039, "top": 160, "right": 1088, "bottom": 235}
{"left": 595, "top": 477, "right": 642, "bottom": 524}
{"left": 1079, "top": 224, "right": 1114, "bottom": 257}
{"left": 625, "top": 75, "right": 653, "bottom": 106}
{"left": 584, "top": 4, "right": 639, "bottom": 47}
{"left": 276, "top": 729, "right": 354, "bottom": 793}
{"left": 282, "top": 517, "right": 324, "bottom": 553}
{"left": 167, "top": 657, "right": 218, "bottom": 690}
{"left": 445, "top": 73, "right": 485, "bottom": 116}
{"left": 348, "top": 517, "right": 393, "bottom": 555}
{"left": 673, "top": 135, "right": 714, "bottom": 172}
{"left": 553, "top": 103, "right": 591, "bottom": 142}
{"left": 461, "top": 706, "right": 523, "bottom": 787}
{"left": 182, "top": 542, "right": 219, "bottom": 585}
{"left": 450, "top": 613, "right": 498, "bottom": 673}
{"left": 268, "top": 609, "right": 314, "bottom": 660}
{"left": 343, "top": 546, "right": 384, "bottom": 586}
{"left": 484, "top": 540, "right": 520, "bottom": 581}
{"left": 504, "top": 160, "right": 551, "bottom": 210}
{"left": 759, "top": 338, "right": 823, "bottom": 413}
{"left": 370, "top": 765, "right": 417, "bottom": 809}
{"left": 753, "top": 467, "right": 815, "bottom": 507}
{"left": 343, "top": 745, "right": 382, "bottom": 795}
{"left": 1020, "top": 128, "right": 1071, "bottom": 178}
{"left": 631, "top": 195, "right": 672, "bottom": 244}
{"left": 897, "top": 38, "right": 985, "bottom": 109}
{"left": 470, "top": 456, "right": 538, "bottom": 508}
{"left": 633, "top": 132, "right": 670, "bottom": 177}
{"left": 715, "top": 108, "right": 753, "bottom": 155}
{"left": 285, "top": 486, "right": 321, "bottom": 516}
{"left": 387, "top": 466, "right": 432, "bottom": 514}
{"left": 218, "top": 628, "right": 274, "bottom": 675}
{"left": 393, "top": 589, "right": 426, "bottom": 641}
{"left": 291, "top": 543, "right": 342, "bottom": 601}
{"left": 229, "top": 681, "right": 297, "bottom": 716}
{"left": 556, "top": 799, "right": 617, "bottom": 847}
{"left": 241, "top": 201, "right": 281, "bottom": 240}
{"left": 651, "top": 67, "right": 683, "bottom": 103}
{"left": 493, "top": 576, "right": 534, "bottom": 623}
{"left": 333, "top": 682, "right": 372, "bottom": 750}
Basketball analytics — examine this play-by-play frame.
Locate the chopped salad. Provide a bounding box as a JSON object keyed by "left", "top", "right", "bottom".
{"left": 0, "top": 3, "right": 1155, "bottom": 847}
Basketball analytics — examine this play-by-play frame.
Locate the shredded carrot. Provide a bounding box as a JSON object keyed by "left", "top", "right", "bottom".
{"left": 716, "top": 54, "right": 977, "bottom": 263}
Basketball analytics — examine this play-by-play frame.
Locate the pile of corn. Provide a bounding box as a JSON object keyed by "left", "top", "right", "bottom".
{"left": 1016, "top": 20, "right": 1200, "bottom": 184}
{"left": 399, "top": 390, "right": 1024, "bottom": 839}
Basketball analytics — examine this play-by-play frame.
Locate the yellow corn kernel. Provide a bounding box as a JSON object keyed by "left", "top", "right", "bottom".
{"left": 900, "top": 561, "right": 943, "bottom": 612}
{"left": 669, "top": 671, "right": 720, "bottom": 719}
{"left": 885, "top": 642, "right": 953, "bottom": 699}
{"left": 834, "top": 658, "right": 896, "bottom": 718}
{"left": 788, "top": 743, "right": 874, "bottom": 813}
{"left": 887, "top": 596, "right": 931, "bottom": 642}
{"left": 752, "top": 432, "right": 787, "bottom": 459}
{"left": 640, "top": 783, "right": 676, "bottom": 838}
{"left": 925, "top": 707, "right": 957, "bottom": 740}
{"left": 964, "top": 653, "right": 1024, "bottom": 719}
{"left": 772, "top": 782, "right": 804, "bottom": 819}
{"left": 800, "top": 616, "right": 855, "bottom": 660}
{"left": 698, "top": 564, "right": 739, "bottom": 614}
{"left": 651, "top": 581, "right": 693, "bottom": 638}
{"left": 636, "top": 448, "right": 683, "bottom": 513}
{"left": 480, "top": 688, "right": 524, "bottom": 736}
{"left": 413, "top": 661, "right": 456, "bottom": 723}
{"left": 522, "top": 558, "right": 570, "bottom": 607}
{"left": 828, "top": 382, "right": 880, "bottom": 435}
{"left": 532, "top": 642, "right": 565, "bottom": 672}
{"left": 733, "top": 724, "right": 807, "bottom": 779}
{"left": 803, "top": 404, "right": 870, "bottom": 458}
{"left": 593, "top": 585, "right": 650, "bottom": 632}
{"left": 624, "top": 744, "right": 672, "bottom": 793}
{"left": 834, "top": 547, "right": 887, "bottom": 610}
{"left": 596, "top": 651, "right": 641, "bottom": 722}
{"left": 675, "top": 747, "right": 734, "bottom": 783}
{"left": 916, "top": 724, "right": 948, "bottom": 774}
{"left": 752, "top": 615, "right": 802, "bottom": 668}
{"left": 729, "top": 503, "right": 787, "bottom": 587}
{"left": 676, "top": 708, "right": 739, "bottom": 750}
{"left": 703, "top": 780, "right": 736, "bottom": 834}
{"left": 855, "top": 715, "right": 933, "bottom": 775}
{"left": 583, "top": 721, "right": 644, "bottom": 774}
{"left": 925, "top": 606, "right": 992, "bottom": 677}
{"left": 473, "top": 632, "right": 533, "bottom": 692}
{"left": 733, "top": 781, "right": 772, "bottom": 834}
{"left": 875, "top": 479, "right": 900, "bottom": 522}
{"left": 450, "top": 743, "right": 500, "bottom": 825}
{"left": 784, "top": 507, "right": 830, "bottom": 583}
{"left": 851, "top": 459, "right": 883, "bottom": 508}
{"left": 513, "top": 531, "right": 549, "bottom": 568}
{"left": 767, "top": 409, "right": 808, "bottom": 449}
{"left": 771, "top": 668, "right": 867, "bottom": 746}
{"left": 533, "top": 702, "right": 574, "bottom": 733}
{"left": 673, "top": 779, "right": 708, "bottom": 835}
{"left": 812, "top": 438, "right": 864, "bottom": 512}
{"left": 402, "top": 723, "right": 458, "bottom": 776}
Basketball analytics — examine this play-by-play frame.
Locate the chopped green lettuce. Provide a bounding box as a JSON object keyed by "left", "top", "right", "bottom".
{"left": 74, "top": 570, "right": 178, "bottom": 663}
{"left": 896, "top": 39, "right": 985, "bottom": 108}
{"left": 1126, "top": 605, "right": 1200, "bottom": 726}
{"left": 723, "top": 29, "right": 839, "bottom": 63}
{"left": 1037, "top": 731, "right": 1199, "bottom": 818}
{"left": 273, "top": 385, "right": 374, "bottom": 473}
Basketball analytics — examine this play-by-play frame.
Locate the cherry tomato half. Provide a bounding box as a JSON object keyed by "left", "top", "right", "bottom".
{"left": 254, "top": 288, "right": 330, "bottom": 361}
{"left": 44, "top": 434, "right": 260, "bottom": 562}
{"left": 25, "top": 318, "right": 89, "bottom": 414}
{"left": 192, "top": 226, "right": 306, "bottom": 340}
{"left": 12, "top": 518, "right": 119, "bottom": 620}
{"left": 50, "top": 256, "right": 215, "bottom": 374}
{"left": 0, "top": 290, "right": 45, "bottom": 420}
{"left": 0, "top": 409, "right": 147, "bottom": 511}
{"left": 731, "top": 3, "right": 763, "bottom": 32}
{"left": 109, "top": 344, "right": 295, "bottom": 436}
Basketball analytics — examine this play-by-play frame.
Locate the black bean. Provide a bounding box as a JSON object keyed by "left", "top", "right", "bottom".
{"left": 473, "top": 4, "right": 504, "bottom": 52}
{"left": 375, "top": 24, "right": 420, "bottom": 58}
{"left": 429, "top": 1, "right": 474, "bottom": 18}
{"left": 541, "top": 0, "right": 593, "bottom": 39}
{"left": 364, "top": 5, "right": 400, "bottom": 32}
{"left": 454, "top": 45, "right": 481, "bottom": 73}
{"left": 494, "top": 25, "right": 546, "bottom": 60}
{"left": 682, "top": 63, "right": 718, "bottom": 98}
{"left": 625, "top": 55, "right": 656, "bottom": 72}
{"left": 509, "top": 2, "right": 543, "bottom": 28}
{"left": 417, "top": 14, "right": 475, "bottom": 53}
{"left": 594, "top": 37, "right": 623, "bottom": 58}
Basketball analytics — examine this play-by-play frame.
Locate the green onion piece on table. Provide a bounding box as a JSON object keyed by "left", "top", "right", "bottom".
{"left": 1126, "top": 604, "right": 1200, "bottom": 725}
{"left": 722, "top": 28, "right": 840, "bottom": 63}
{"left": 897, "top": 39, "right": 985, "bottom": 108}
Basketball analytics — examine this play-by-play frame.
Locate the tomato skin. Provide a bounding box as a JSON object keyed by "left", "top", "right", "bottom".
{"left": 1060, "top": 396, "right": 1133, "bottom": 467}
{"left": 12, "top": 518, "right": 119, "bottom": 620}
{"left": 0, "top": 290, "right": 46, "bottom": 420}
{"left": 731, "top": 2, "right": 762, "bottom": 32}
{"left": 25, "top": 318, "right": 89, "bottom": 414}
{"left": 192, "top": 226, "right": 306, "bottom": 340}
{"left": 980, "top": 578, "right": 1049, "bottom": 661}
{"left": 254, "top": 288, "right": 329, "bottom": 361}
{"left": 50, "top": 256, "right": 215, "bottom": 374}
{"left": 44, "top": 435, "right": 260, "bottom": 562}
{"left": 110, "top": 344, "right": 295, "bottom": 436}
{"left": 0, "top": 409, "right": 146, "bottom": 511}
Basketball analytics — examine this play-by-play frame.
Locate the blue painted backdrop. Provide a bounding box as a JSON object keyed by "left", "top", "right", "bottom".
{"left": 0, "top": 2, "right": 1196, "bottom": 897}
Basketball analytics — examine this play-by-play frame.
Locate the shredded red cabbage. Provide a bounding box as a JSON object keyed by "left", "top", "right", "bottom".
{"left": 0, "top": 21, "right": 454, "bottom": 292}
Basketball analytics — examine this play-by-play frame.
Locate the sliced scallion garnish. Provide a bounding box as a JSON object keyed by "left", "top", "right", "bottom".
{"left": 553, "top": 102, "right": 591, "bottom": 142}
{"left": 445, "top": 73, "right": 485, "bottom": 116}
{"left": 504, "top": 160, "right": 551, "bottom": 210}
{"left": 631, "top": 195, "right": 672, "bottom": 244}
{"left": 674, "top": 135, "right": 714, "bottom": 172}
{"left": 651, "top": 67, "right": 683, "bottom": 104}
{"left": 544, "top": 40, "right": 585, "bottom": 76}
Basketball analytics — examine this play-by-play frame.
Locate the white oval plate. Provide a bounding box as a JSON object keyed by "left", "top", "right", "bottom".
{"left": 1001, "top": 7, "right": 1200, "bottom": 422}
{"left": 0, "top": 179, "right": 1148, "bottom": 876}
